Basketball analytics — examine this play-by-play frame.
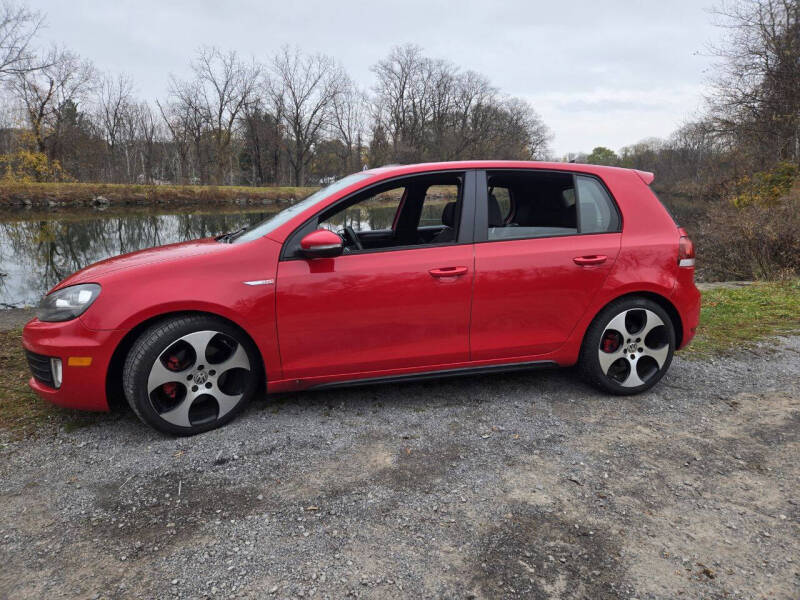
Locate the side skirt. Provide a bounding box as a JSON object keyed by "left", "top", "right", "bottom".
{"left": 309, "top": 360, "right": 558, "bottom": 391}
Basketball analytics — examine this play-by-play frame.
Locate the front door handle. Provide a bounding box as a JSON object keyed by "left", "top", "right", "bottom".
{"left": 429, "top": 266, "right": 468, "bottom": 278}
{"left": 573, "top": 255, "right": 607, "bottom": 266}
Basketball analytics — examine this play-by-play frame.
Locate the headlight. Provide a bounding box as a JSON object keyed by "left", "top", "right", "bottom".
{"left": 38, "top": 283, "right": 101, "bottom": 322}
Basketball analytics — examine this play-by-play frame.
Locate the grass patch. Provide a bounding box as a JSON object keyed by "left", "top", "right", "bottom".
{"left": 682, "top": 280, "right": 800, "bottom": 357}
{"left": 0, "top": 329, "right": 105, "bottom": 439}
{"left": 0, "top": 181, "right": 317, "bottom": 209}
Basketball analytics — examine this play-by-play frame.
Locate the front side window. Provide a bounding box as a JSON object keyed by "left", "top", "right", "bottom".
{"left": 283, "top": 172, "right": 464, "bottom": 257}
{"left": 319, "top": 187, "right": 404, "bottom": 234}
{"left": 234, "top": 172, "right": 371, "bottom": 243}
{"left": 419, "top": 184, "right": 460, "bottom": 227}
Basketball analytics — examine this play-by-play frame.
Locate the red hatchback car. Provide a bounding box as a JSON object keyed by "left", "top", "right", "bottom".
{"left": 23, "top": 161, "right": 700, "bottom": 435}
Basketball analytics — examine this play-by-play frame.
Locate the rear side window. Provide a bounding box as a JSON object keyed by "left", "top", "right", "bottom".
{"left": 486, "top": 171, "right": 577, "bottom": 240}
{"left": 576, "top": 175, "right": 620, "bottom": 233}
{"left": 490, "top": 186, "right": 512, "bottom": 222}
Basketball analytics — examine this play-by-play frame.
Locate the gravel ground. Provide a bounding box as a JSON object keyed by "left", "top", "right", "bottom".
{"left": 0, "top": 307, "right": 33, "bottom": 330}
{"left": 1, "top": 337, "right": 799, "bottom": 599}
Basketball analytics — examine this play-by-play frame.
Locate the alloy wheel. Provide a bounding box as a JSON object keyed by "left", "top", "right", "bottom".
{"left": 597, "top": 308, "right": 670, "bottom": 388}
{"left": 147, "top": 330, "right": 252, "bottom": 428}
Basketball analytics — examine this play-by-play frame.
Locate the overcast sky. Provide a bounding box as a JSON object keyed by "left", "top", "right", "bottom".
{"left": 30, "top": 0, "right": 723, "bottom": 156}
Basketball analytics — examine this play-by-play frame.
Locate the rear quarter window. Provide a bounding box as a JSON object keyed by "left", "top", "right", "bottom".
{"left": 576, "top": 175, "right": 621, "bottom": 233}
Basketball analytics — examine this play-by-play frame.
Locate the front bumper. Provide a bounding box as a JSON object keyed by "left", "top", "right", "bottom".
{"left": 22, "top": 316, "right": 124, "bottom": 411}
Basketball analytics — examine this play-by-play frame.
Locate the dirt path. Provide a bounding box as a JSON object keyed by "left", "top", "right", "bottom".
{"left": 1, "top": 335, "right": 798, "bottom": 599}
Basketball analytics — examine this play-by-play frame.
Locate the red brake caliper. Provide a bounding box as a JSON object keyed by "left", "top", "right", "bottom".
{"left": 602, "top": 332, "right": 619, "bottom": 353}
{"left": 162, "top": 355, "right": 182, "bottom": 398}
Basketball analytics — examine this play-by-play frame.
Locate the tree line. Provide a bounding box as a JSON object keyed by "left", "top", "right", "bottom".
{"left": 0, "top": 3, "right": 551, "bottom": 186}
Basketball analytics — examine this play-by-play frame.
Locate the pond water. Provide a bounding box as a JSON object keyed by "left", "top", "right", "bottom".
{"left": 0, "top": 200, "right": 419, "bottom": 308}
{"left": 0, "top": 207, "right": 276, "bottom": 308}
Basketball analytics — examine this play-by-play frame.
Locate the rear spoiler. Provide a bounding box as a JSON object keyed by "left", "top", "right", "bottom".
{"left": 634, "top": 170, "right": 655, "bottom": 185}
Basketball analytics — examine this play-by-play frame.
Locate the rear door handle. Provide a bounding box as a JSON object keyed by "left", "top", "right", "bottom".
{"left": 429, "top": 266, "right": 468, "bottom": 278}
{"left": 573, "top": 255, "right": 607, "bottom": 266}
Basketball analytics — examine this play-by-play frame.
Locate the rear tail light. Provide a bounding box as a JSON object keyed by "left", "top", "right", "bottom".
{"left": 678, "top": 230, "right": 695, "bottom": 268}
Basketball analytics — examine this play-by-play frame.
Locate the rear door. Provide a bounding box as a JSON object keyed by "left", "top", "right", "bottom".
{"left": 470, "top": 169, "right": 621, "bottom": 360}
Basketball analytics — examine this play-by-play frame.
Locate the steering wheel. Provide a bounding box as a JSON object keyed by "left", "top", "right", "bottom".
{"left": 343, "top": 226, "right": 363, "bottom": 251}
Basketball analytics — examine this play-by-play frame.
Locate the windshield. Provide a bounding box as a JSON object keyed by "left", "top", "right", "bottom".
{"left": 233, "top": 172, "right": 371, "bottom": 243}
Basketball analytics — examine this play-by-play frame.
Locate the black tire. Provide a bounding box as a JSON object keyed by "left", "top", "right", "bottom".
{"left": 579, "top": 297, "right": 675, "bottom": 395}
{"left": 122, "top": 314, "right": 261, "bottom": 435}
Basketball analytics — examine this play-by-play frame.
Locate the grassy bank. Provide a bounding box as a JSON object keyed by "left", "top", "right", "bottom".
{"left": 0, "top": 182, "right": 317, "bottom": 209}
{"left": 0, "top": 329, "right": 107, "bottom": 438}
{"left": 680, "top": 280, "right": 800, "bottom": 357}
{"left": 2, "top": 281, "right": 798, "bottom": 438}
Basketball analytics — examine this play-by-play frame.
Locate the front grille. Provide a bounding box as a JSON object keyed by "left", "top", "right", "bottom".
{"left": 26, "top": 350, "right": 55, "bottom": 388}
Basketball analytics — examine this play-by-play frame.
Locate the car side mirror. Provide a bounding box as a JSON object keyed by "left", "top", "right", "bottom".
{"left": 300, "top": 229, "right": 343, "bottom": 259}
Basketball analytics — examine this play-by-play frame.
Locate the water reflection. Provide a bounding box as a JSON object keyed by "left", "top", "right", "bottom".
{"left": 0, "top": 208, "right": 273, "bottom": 307}
{"left": 322, "top": 199, "right": 448, "bottom": 232}
{"left": 0, "top": 197, "right": 453, "bottom": 308}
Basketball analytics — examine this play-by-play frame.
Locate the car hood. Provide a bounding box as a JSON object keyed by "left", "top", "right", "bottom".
{"left": 52, "top": 238, "right": 223, "bottom": 291}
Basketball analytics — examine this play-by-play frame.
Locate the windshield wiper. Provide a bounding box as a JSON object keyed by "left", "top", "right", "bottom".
{"left": 216, "top": 227, "right": 247, "bottom": 243}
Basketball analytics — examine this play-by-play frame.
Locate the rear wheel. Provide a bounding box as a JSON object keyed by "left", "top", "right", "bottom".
{"left": 123, "top": 315, "right": 261, "bottom": 435}
{"left": 579, "top": 297, "right": 675, "bottom": 395}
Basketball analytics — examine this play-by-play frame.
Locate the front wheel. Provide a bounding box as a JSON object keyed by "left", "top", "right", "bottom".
{"left": 579, "top": 297, "right": 675, "bottom": 395}
{"left": 123, "top": 315, "right": 261, "bottom": 435}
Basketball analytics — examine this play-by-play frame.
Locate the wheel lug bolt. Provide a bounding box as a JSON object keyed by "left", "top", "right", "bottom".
{"left": 191, "top": 385, "right": 198, "bottom": 392}
{"left": 205, "top": 382, "right": 212, "bottom": 389}
{"left": 187, "top": 375, "right": 193, "bottom": 380}
{"left": 209, "top": 370, "right": 216, "bottom": 376}
{"left": 197, "top": 365, "right": 204, "bottom": 371}
{"left": 638, "top": 347, "right": 644, "bottom": 352}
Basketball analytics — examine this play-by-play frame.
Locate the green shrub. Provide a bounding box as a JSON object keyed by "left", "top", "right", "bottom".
{"left": 731, "top": 161, "right": 798, "bottom": 207}
{"left": 698, "top": 185, "right": 800, "bottom": 281}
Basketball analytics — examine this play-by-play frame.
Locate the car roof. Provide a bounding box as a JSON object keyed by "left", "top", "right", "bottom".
{"left": 362, "top": 161, "right": 653, "bottom": 184}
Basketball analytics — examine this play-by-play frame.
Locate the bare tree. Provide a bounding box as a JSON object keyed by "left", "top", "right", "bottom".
{"left": 156, "top": 98, "right": 193, "bottom": 184}
{"left": 708, "top": 0, "right": 800, "bottom": 165}
{"left": 270, "top": 46, "right": 340, "bottom": 186}
{"left": 132, "top": 101, "right": 159, "bottom": 183}
{"left": 165, "top": 75, "right": 212, "bottom": 183}
{"left": 190, "top": 46, "right": 258, "bottom": 184}
{"left": 372, "top": 45, "right": 550, "bottom": 162}
{"left": 330, "top": 73, "right": 367, "bottom": 173}
{"left": 439, "top": 70, "right": 495, "bottom": 160}
{"left": 0, "top": 1, "right": 43, "bottom": 79}
{"left": 10, "top": 47, "right": 96, "bottom": 155}
{"left": 240, "top": 84, "right": 288, "bottom": 185}
{"left": 96, "top": 72, "right": 133, "bottom": 181}
{"left": 371, "top": 44, "right": 433, "bottom": 162}
{"left": 499, "top": 97, "right": 551, "bottom": 160}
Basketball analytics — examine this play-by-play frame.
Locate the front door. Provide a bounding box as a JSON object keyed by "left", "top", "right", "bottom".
{"left": 275, "top": 171, "right": 476, "bottom": 381}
